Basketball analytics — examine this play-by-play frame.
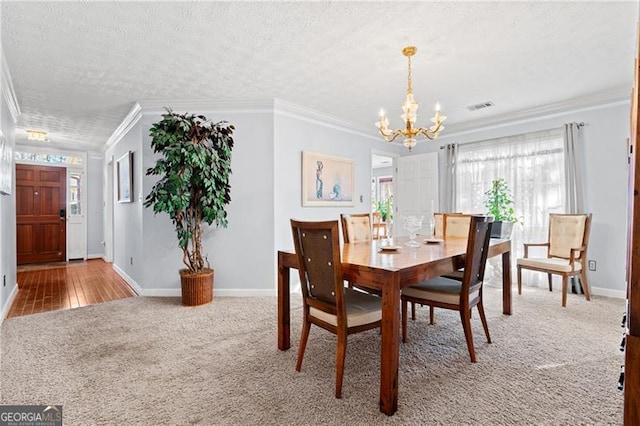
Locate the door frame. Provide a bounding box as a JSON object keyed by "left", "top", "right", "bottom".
{"left": 371, "top": 149, "right": 399, "bottom": 236}
{"left": 14, "top": 146, "right": 88, "bottom": 262}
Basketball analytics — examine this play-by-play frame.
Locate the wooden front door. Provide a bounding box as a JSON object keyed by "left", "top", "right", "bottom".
{"left": 16, "top": 164, "right": 67, "bottom": 264}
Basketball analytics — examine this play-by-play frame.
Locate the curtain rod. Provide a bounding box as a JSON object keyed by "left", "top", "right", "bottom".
{"left": 439, "top": 122, "right": 586, "bottom": 149}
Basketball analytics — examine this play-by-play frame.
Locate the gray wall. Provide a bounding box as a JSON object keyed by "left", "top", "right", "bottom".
{"left": 273, "top": 111, "right": 379, "bottom": 254}
{"left": 140, "top": 110, "right": 275, "bottom": 295}
{"left": 87, "top": 155, "right": 104, "bottom": 258}
{"left": 0, "top": 90, "right": 17, "bottom": 318}
{"left": 107, "top": 103, "right": 381, "bottom": 296}
{"left": 410, "top": 101, "right": 630, "bottom": 297}
{"left": 105, "top": 121, "right": 144, "bottom": 287}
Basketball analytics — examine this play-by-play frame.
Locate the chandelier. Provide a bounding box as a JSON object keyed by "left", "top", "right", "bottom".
{"left": 375, "top": 46, "right": 446, "bottom": 151}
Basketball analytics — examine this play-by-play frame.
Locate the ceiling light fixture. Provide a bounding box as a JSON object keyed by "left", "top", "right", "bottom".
{"left": 375, "top": 46, "right": 446, "bottom": 151}
{"left": 26, "top": 130, "right": 49, "bottom": 142}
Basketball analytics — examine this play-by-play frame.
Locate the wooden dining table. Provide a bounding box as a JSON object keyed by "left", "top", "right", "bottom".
{"left": 277, "top": 236, "right": 512, "bottom": 416}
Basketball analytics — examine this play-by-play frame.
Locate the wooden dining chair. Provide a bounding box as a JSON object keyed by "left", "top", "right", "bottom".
{"left": 433, "top": 212, "right": 468, "bottom": 238}
{"left": 372, "top": 211, "right": 386, "bottom": 239}
{"left": 415, "top": 212, "right": 469, "bottom": 323}
{"left": 340, "top": 213, "right": 381, "bottom": 295}
{"left": 443, "top": 213, "right": 472, "bottom": 238}
{"left": 434, "top": 213, "right": 445, "bottom": 238}
{"left": 340, "top": 213, "right": 372, "bottom": 243}
{"left": 290, "top": 219, "right": 382, "bottom": 398}
{"left": 401, "top": 215, "right": 494, "bottom": 363}
{"left": 516, "top": 213, "right": 592, "bottom": 307}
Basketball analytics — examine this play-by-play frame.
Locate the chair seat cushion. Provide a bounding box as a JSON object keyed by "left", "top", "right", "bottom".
{"left": 517, "top": 257, "right": 582, "bottom": 273}
{"left": 310, "top": 288, "right": 381, "bottom": 327}
{"left": 402, "top": 277, "right": 479, "bottom": 305}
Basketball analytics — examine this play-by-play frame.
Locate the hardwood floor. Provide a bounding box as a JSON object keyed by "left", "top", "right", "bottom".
{"left": 6, "top": 259, "right": 137, "bottom": 319}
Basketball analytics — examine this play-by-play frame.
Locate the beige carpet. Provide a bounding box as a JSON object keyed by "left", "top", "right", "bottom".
{"left": 0, "top": 281, "right": 624, "bottom": 425}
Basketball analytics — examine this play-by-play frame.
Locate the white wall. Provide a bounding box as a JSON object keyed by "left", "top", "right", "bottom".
{"left": 0, "top": 91, "right": 17, "bottom": 319}
{"left": 410, "top": 101, "right": 630, "bottom": 297}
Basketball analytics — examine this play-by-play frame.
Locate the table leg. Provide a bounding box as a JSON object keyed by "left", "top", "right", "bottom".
{"left": 278, "top": 253, "right": 291, "bottom": 351}
{"left": 502, "top": 250, "right": 512, "bottom": 315}
{"left": 379, "top": 273, "right": 400, "bottom": 415}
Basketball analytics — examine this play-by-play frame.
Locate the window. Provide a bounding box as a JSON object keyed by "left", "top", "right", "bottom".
{"left": 455, "top": 128, "right": 565, "bottom": 280}
{"left": 69, "top": 172, "right": 82, "bottom": 215}
{"left": 15, "top": 151, "right": 83, "bottom": 165}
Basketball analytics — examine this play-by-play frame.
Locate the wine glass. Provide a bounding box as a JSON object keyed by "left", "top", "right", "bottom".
{"left": 403, "top": 215, "right": 423, "bottom": 247}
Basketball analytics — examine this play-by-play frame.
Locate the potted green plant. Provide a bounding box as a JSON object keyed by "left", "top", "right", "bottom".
{"left": 144, "top": 108, "right": 234, "bottom": 306}
{"left": 376, "top": 197, "right": 393, "bottom": 222}
{"left": 484, "top": 178, "right": 519, "bottom": 238}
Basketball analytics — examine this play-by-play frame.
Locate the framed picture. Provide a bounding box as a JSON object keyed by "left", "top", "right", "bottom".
{"left": 117, "top": 151, "right": 133, "bottom": 203}
{"left": 0, "top": 132, "right": 12, "bottom": 195}
{"left": 302, "top": 151, "right": 354, "bottom": 207}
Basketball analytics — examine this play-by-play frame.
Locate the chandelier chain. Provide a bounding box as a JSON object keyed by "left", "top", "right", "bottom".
{"left": 407, "top": 55, "right": 413, "bottom": 94}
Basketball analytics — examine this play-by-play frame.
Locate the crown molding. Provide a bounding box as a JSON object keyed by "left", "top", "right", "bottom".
{"left": 1, "top": 53, "right": 21, "bottom": 123}
{"left": 137, "top": 98, "right": 274, "bottom": 115}
{"left": 104, "top": 102, "right": 142, "bottom": 152}
{"left": 137, "top": 97, "right": 380, "bottom": 141}
{"left": 445, "top": 88, "right": 630, "bottom": 138}
{"left": 273, "top": 98, "right": 379, "bottom": 142}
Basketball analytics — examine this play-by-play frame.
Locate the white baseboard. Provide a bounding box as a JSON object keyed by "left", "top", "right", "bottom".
{"left": 525, "top": 282, "right": 625, "bottom": 299}
{"left": 1, "top": 283, "right": 19, "bottom": 325}
{"left": 87, "top": 253, "right": 104, "bottom": 260}
{"left": 112, "top": 264, "right": 143, "bottom": 295}
{"left": 214, "top": 289, "right": 276, "bottom": 297}
{"left": 142, "top": 288, "right": 181, "bottom": 297}
{"left": 138, "top": 288, "right": 275, "bottom": 297}
{"left": 590, "top": 286, "right": 626, "bottom": 299}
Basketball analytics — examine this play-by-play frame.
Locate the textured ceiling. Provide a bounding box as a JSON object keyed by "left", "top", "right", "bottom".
{"left": 2, "top": 1, "right": 637, "bottom": 154}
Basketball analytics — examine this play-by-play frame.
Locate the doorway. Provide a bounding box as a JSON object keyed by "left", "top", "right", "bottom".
{"left": 371, "top": 152, "right": 395, "bottom": 237}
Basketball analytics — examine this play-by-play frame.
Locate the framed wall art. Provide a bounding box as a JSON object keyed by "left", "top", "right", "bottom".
{"left": 0, "top": 132, "right": 12, "bottom": 195}
{"left": 302, "top": 151, "right": 354, "bottom": 207}
{"left": 117, "top": 150, "right": 133, "bottom": 203}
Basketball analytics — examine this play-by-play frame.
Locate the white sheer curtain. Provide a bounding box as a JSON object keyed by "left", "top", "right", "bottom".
{"left": 455, "top": 128, "right": 566, "bottom": 283}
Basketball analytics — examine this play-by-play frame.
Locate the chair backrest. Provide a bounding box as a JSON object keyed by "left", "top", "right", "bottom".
{"left": 290, "top": 219, "right": 345, "bottom": 315}
{"left": 461, "top": 215, "right": 494, "bottom": 291}
{"left": 548, "top": 213, "right": 592, "bottom": 259}
{"left": 434, "top": 213, "right": 445, "bottom": 238}
{"left": 444, "top": 213, "right": 472, "bottom": 238}
{"left": 340, "top": 213, "right": 372, "bottom": 243}
{"left": 372, "top": 211, "right": 383, "bottom": 240}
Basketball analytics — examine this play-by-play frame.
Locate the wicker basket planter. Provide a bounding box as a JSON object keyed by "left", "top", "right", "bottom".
{"left": 179, "top": 268, "right": 214, "bottom": 306}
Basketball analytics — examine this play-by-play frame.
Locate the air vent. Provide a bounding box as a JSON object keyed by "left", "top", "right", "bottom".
{"left": 467, "top": 101, "right": 494, "bottom": 111}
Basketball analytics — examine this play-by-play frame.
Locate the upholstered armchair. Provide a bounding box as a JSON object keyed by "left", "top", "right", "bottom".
{"left": 516, "top": 213, "right": 592, "bottom": 307}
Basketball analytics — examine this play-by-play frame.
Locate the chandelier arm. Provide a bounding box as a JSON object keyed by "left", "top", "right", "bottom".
{"left": 416, "top": 128, "right": 437, "bottom": 140}
{"left": 378, "top": 129, "right": 404, "bottom": 143}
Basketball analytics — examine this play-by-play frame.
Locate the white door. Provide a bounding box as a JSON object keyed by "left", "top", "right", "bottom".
{"left": 67, "top": 168, "right": 86, "bottom": 260}
{"left": 395, "top": 152, "right": 439, "bottom": 237}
